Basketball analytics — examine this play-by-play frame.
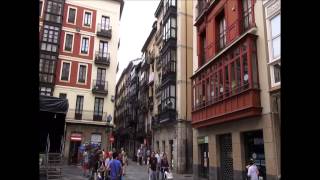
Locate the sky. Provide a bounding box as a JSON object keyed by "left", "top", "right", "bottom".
{"left": 116, "top": 0, "right": 160, "bottom": 81}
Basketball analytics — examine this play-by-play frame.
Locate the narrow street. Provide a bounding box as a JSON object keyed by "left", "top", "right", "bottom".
{"left": 60, "top": 159, "right": 193, "bottom": 180}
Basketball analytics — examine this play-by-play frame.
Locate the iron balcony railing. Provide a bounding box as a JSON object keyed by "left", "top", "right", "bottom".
{"left": 66, "top": 109, "right": 108, "bottom": 122}
{"left": 97, "top": 23, "right": 112, "bottom": 38}
{"left": 92, "top": 80, "right": 108, "bottom": 95}
{"left": 95, "top": 51, "right": 110, "bottom": 66}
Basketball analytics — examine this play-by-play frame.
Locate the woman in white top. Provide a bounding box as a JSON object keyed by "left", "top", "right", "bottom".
{"left": 247, "top": 159, "right": 259, "bottom": 180}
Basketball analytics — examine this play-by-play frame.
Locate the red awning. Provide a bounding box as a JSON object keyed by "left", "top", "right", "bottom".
{"left": 71, "top": 133, "right": 82, "bottom": 141}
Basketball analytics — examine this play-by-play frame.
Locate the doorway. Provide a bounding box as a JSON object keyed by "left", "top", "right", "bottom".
{"left": 68, "top": 141, "right": 81, "bottom": 165}
{"left": 243, "top": 130, "right": 266, "bottom": 180}
{"left": 219, "top": 134, "right": 233, "bottom": 180}
{"left": 198, "top": 141, "right": 209, "bottom": 178}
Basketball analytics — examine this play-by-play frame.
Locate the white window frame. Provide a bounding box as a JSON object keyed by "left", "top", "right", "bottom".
{"left": 77, "top": 63, "right": 88, "bottom": 85}
{"left": 66, "top": 6, "right": 77, "bottom": 25}
{"left": 60, "top": 61, "right": 71, "bottom": 82}
{"left": 268, "top": 13, "right": 281, "bottom": 63}
{"left": 79, "top": 35, "right": 91, "bottom": 56}
{"left": 40, "top": 0, "right": 44, "bottom": 18}
{"left": 270, "top": 62, "right": 281, "bottom": 87}
{"left": 82, "top": 10, "right": 93, "bottom": 28}
{"left": 63, "top": 32, "right": 75, "bottom": 53}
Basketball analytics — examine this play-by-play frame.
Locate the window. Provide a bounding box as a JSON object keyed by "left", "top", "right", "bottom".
{"left": 40, "top": 86, "right": 52, "bottom": 96}
{"left": 41, "top": 25, "right": 59, "bottom": 52}
{"left": 101, "top": 16, "right": 110, "bottom": 30}
{"left": 78, "top": 65, "right": 87, "bottom": 83}
{"left": 39, "top": 54, "right": 56, "bottom": 83}
{"left": 97, "top": 68, "right": 106, "bottom": 84}
{"left": 84, "top": 11, "right": 92, "bottom": 27}
{"left": 81, "top": 37, "right": 89, "bottom": 54}
{"left": 218, "top": 14, "right": 226, "bottom": 50}
{"left": 68, "top": 8, "right": 76, "bottom": 24}
{"left": 75, "top": 96, "right": 84, "bottom": 120}
{"left": 161, "top": 85, "right": 175, "bottom": 111}
{"left": 270, "top": 14, "right": 280, "bottom": 59}
{"left": 192, "top": 40, "right": 257, "bottom": 108}
{"left": 61, "top": 62, "right": 70, "bottom": 81}
{"left": 64, "top": 34, "right": 73, "bottom": 51}
{"left": 200, "top": 32, "right": 206, "bottom": 66}
{"left": 271, "top": 63, "right": 281, "bottom": 87}
{"left": 45, "top": 1, "right": 62, "bottom": 23}
{"left": 99, "top": 41, "right": 108, "bottom": 57}
{"left": 164, "top": 0, "right": 176, "bottom": 13}
{"left": 40, "top": 1, "right": 43, "bottom": 16}
{"left": 59, "top": 93, "right": 67, "bottom": 99}
{"left": 242, "top": 0, "right": 253, "bottom": 31}
{"left": 163, "top": 17, "right": 176, "bottom": 41}
{"left": 94, "top": 98, "right": 104, "bottom": 121}
{"left": 162, "top": 49, "right": 176, "bottom": 77}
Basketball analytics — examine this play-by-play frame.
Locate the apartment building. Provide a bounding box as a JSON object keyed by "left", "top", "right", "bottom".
{"left": 39, "top": 0, "right": 124, "bottom": 164}
{"left": 191, "top": 0, "right": 280, "bottom": 179}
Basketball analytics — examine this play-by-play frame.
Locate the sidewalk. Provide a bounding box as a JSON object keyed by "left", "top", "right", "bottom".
{"left": 126, "top": 158, "right": 193, "bottom": 180}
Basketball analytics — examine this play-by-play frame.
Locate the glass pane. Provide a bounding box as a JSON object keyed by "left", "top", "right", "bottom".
{"left": 271, "top": 14, "right": 280, "bottom": 38}
{"left": 273, "top": 64, "right": 281, "bottom": 83}
{"left": 272, "top": 36, "right": 280, "bottom": 58}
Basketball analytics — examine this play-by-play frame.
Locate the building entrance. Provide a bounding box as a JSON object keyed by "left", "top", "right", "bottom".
{"left": 68, "top": 141, "right": 81, "bottom": 165}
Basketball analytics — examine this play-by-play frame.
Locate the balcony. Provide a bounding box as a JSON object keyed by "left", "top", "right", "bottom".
{"left": 96, "top": 24, "right": 112, "bottom": 39}
{"left": 196, "top": 0, "right": 208, "bottom": 20}
{"left": 151, "top": 115, "right": 160, "bottom": 129}
{"left": 66, "top": 109, "right": 108, "bottom": 125}
{"left": 159, "top": 109, "right": 176, "bottom": 124}
{"left": 161, "top": 61, "right": 176, "bottom": 85}
{"left": 192, "top": 86, "right": 261, "bottom": 128}
{"left": 95, "top": 51, "right": 110, "bottom": 66}
{"left": 92, "top": 80, "right": 108, "bottom": 96}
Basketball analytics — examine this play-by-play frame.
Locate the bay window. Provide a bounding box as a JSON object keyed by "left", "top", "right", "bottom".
{"left": 163, "top": 17, "right": 176, "bottom": 41}
{"left": 192, "top": 38, "right": 258, "bottom": 110}
{"left": 161, "top": 85, "right": 176, "bottom": 111}
{"left": 164, "top": 0, "right": 176, "bottom": 14}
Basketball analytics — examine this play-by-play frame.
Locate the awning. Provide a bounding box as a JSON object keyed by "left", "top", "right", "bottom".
{"left": 40, "top": 95, "right": 69, "bottom": 114}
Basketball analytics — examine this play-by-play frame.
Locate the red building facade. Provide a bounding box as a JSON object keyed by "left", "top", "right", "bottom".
{"left": 192, "top": 0, "right": 261, "bottom": 128}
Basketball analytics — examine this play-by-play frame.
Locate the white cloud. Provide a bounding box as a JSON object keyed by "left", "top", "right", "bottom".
{"left": 117, "top": 0, "right": 160, "bottom": 81}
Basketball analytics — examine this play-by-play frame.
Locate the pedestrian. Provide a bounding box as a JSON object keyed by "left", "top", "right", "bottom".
{"left": 246, "top": 159, "right": 259, "bottom": 180}
{"left": 97, "top": 155, "right": 106, "bottom": 180}
{"left": 146, "top": 149, "right": 151, "bottom": 165}
{"left": 160, "top": 154, "right": 169, "bottom": 180}
{"left": 121, "top": 148, "right": 128, "bottom": 166}
{"left": 107, "top": 152, "right": 122, "bottom": 180}
{"left": 155, "top": 151, "right": 161, "bottom": 180}
{"left": 137, "top": 147, "right": 142, "bottom": 166}
{"left": 82, "top": 150, "right": 89, "bottom": 177}
{"left": 148, "top": 152, "right": 158, "bottom": 180}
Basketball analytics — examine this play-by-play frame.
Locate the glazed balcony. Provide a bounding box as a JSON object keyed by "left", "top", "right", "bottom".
{"left": 92, "top": 80, "right": 108, "bottom": 96}
{"left": 158, "top": 109, "right": 176, "bottom": 124}
{"left": 96, "top": 24, "right": 112, "bottom": 39}
{"left": 161, "top": 61, "right": 176, "bottom": 85}
{"left": 66, "top": 109, "right": 108, "bottom": 124}
{"left": 95, "top": 51, "right": 110, "bottom": 66}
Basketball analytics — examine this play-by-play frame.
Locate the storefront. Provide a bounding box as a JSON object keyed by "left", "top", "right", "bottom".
{"left": 197, "top": 136, "right": 209, "bottom": 178}
{"left": 68, "top": 133, "right": 82, "bottom": 165}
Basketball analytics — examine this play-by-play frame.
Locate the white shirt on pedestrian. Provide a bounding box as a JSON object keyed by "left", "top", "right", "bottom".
{"left": 247, "top": 164, "right": 259, "bottom": 180}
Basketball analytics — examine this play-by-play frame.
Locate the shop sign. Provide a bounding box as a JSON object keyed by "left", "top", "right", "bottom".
{"left": 198, "top": 136, "right": 208, "bottom": 144}
{"left": 70, "top": 133, "right": 82, "bottom": 141}
{"left": 91, "top": 134, "right": 101, "bottom": 144}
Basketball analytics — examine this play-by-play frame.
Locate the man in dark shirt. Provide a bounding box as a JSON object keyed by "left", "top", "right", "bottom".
{"left": 149, "top": 152, "right": 158, "bottom": 180}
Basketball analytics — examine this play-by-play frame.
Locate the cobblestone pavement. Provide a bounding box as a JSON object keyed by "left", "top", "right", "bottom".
{"left": 59, "top": 159, "right": 194, "bottom": 180}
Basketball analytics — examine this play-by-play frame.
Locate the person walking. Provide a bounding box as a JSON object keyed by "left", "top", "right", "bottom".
{"left": 82, "top": 150, "right": 89, "bottom": 177}
{"left": 148, "top": 152, "right": 158, "bottom": 180}
{"left": 137, "top": 147, "right": 142, "bottom": 166}
{"left": 155, "top": 151, "right": 161, "bottom": 180}
{"left": 246, "top": 159, "right": 259, "bottom": 180}
{"left": 160, "top": 154, "right": 169, "bottom": 180}
{"left": 108, "top": 152, "right": 122, "bottom": 180}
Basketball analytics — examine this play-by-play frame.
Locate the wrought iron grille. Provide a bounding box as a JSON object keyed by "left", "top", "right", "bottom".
{"left": 220, "top": 134, "right": 233, "bottom": 180}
